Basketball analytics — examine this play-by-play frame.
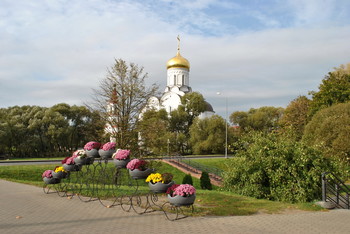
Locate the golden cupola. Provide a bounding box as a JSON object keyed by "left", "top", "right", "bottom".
{"left": 166, "top": 36, "right": 190, "bottom": 70}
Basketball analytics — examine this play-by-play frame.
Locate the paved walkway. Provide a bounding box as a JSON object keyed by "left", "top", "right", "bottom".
{"left": 1, "top": 180, "right": 350, "bottom": 233}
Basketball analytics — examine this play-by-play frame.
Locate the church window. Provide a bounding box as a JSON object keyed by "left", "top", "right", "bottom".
{"left": 174, "top": 75, "right": 176, "bottom": 85}
{"left": 182, "top": 75, "right": 184, "bottom": 85}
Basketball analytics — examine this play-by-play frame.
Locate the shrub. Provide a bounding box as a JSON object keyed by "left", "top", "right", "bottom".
{"left": 200, "top": 171, "right": 212, "bottom": 190}
{"left": 182, "top": 173, "right": 193, "bottom": 185}
{"left": 223, "top": 131, "right": 340, "bottom": 203}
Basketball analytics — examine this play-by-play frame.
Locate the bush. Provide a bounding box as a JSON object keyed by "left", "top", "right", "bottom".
{"left": 182, "top": 173, "right": 193, "bottom": 185}
{"left": 200, "top": 171, "right": 212, "bottom": 190}
{"left": 223, "top": 131, "right": 340, "bottom": 203}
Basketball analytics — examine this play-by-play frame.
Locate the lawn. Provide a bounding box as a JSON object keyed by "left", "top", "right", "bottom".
{"left": 0, "top": 161, "right": 324, "bottom": 216}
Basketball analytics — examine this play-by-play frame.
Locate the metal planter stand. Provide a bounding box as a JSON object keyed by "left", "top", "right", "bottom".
{"left": 43, "top": 159, "right": 195, "bottom": 221}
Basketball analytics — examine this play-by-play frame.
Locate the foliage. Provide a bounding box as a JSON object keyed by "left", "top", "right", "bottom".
{"left": 0, "top": 104, "right": 104, "bottom": 158}
{"left": 182, "top": 173, "right": 193, "bottom": 185}
{"left": 303, "top": 102, "right": 350, "bottom": 163}
{"left": 308, "top": 63, "right": 350, "bottom": 117}
{"left": 200, "top": 171, "right": 212, "bottom": 190}
{"left": 189, "top": 115, "right": 227, "bottom": 154}
{"left": 137, "top": 109, "right": 171, "bottom": 155}
{"left": 279, "top": 95, "right": 310, "bottom": 141}
{"left": 223, "top": 131, "right": 339, "bottom": 203}
{"left": 168, "top": 92, "right": 207, "bottom": 154}
{"left": 90, "top": 58, "right": 159, "bottom": 151}
{"left": 230, "top": 106, "right": 284, "bottom": 132}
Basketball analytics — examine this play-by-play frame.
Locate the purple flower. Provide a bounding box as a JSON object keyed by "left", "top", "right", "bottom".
{"left": 101, "top": 142, "right": 116, "bottom": 151}
{"left": 42, "top": 170, "right": 53, "bottom": 178}
{"left": 84, "top": 141, "right": 101, "bottom": 150}
{"left": 112, "top": 149, "right": 130, "bottom": 160}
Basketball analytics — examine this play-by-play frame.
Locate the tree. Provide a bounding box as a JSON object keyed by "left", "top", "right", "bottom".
{"left": 189, "top": 115, "right": 226, "bottom": 154}
{"left": 200, "top": 171, "right": 212, "bottom": 190}
{"left": 90, "top": 59, "right": 159, "bottom": 150}
{"left": 279, "top": 96, "right": 310, "bottom": 140}
{"left": 230, "top": 106, "right": 284, "bottom": 132}
{"left": 168, "top": 92, "right": 207, "bottom": 154}
{"left": 303, "top": 102, "right": 350, "bottom": 162}
{"left": 223, "top": 131, "right": 340, "bottom": 203}
{"left": 309, "top": 63, "right": 350, "bottom": 117}
{"left": 137, "top": 109, "right": 171, "bottom": 155}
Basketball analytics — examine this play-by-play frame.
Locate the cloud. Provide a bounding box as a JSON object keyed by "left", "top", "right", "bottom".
{"left": 0, "top": 0, "right": 349, "bottom": 118}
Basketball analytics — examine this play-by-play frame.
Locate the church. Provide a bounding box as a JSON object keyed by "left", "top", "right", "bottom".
{"left": 142, "top": 37, "right": 215, "bottom": 119}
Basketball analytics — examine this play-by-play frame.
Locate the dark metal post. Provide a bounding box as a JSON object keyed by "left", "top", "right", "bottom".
{"left": 322, "top": 172, "right": 327, "bottom": 202}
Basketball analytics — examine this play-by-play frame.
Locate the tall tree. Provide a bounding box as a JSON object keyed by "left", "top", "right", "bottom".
{"left": 169, "top": 92, "right": 207, "bottom": 154}
{"left": 309, "top": 63, "right": 350, "bottom": 117}
{"left": 189, "top": 115, "right": 226, "bottom": 154}
{"left": 90, "top": 59, "right": 159, "bottom": 150}
{"left": 303, "top": 102, "right": 350, "bottom": 162}
{"left": 279, "top": 96, "right": 310, "bottom": 140}
{"left": 230, "top": 106, "right": 284, "bottom": 132}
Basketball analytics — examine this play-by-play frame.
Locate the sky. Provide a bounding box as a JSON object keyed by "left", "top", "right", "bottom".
{"left": 1, "top": 0, "right": 350, "bottom": 117}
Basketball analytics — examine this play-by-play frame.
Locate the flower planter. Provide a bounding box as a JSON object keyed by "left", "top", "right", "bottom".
{"left": 74, "top": 156, "right": 88, "bottom": 165}
{"left": 167, "top": 194, "right": 196, "bottom": 207}
{"left": 52, "top": 171, "right": 68, "bottom": 179}
{"left": 63, "top": 164, "right": 81, "bottom": 172}
{"left": 98, "top": 149, "right": 115, "bottom": 159}
{"left": 128, "top": 168, "right": 153, "bottom": 179}
{"left": 149, "top": 181, "right": 174, "bottom": 193}
{"left": 113, "top": 158, "right": 130, "bottom": 168}
{"left": 85, "top": 149, "right": 99, "bottom": 158}
{"left": 43, "top": 177, "right": 60, "bottom": 184}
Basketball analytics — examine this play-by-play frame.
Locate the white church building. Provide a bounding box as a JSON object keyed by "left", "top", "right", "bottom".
{"left": 142, "top": 37, "right": 215, "bottom": 119}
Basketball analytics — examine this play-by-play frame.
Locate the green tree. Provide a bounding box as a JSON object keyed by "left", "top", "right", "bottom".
{"left": 223, "top": 131, "right": 340, "bottom": 203}
{"left": 90, "top": 59, "right": 159, "bottom": 150}
{"left": 230, "top": 106, "right": 284, "bottom": 132}
{"left": 182, "top": 173, "right": 193, "bottom": 185}
{"left": 189, "top": 115, "right": 226, "bottom": 154}
{"left": 303, "top": 102, "right": 350, "bottom": 162}
{"left": 309, "top": 63, "right": 350, "bottom": 117}
{"left": 169, "top": 92, "right": 207, "bottom": 154}
{"left": 137, "top": 109, "right": 171, "bottom": 155}
{"left": 279, "top": 96, "right": 310, "bottom": 140}
{"left": 200, "top": 171, "right": 212, "bottom": 190}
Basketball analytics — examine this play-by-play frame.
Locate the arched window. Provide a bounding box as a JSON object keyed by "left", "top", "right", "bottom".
{"left": 182, "top": 75, "right": 184, "bottom": 85}
{"left": 174, "top": 75, "right": 176, "bottom": 85}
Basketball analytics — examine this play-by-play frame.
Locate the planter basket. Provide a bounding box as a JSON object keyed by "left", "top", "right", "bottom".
{"left": 43, "top": 177, "right": 60, "bottom": 184}
{"left": 52, "top": 171, "right": 68, "bottom": 179}
{"left": 113, "top": 158, "right": 130, "bottom": 168}
{"left": 74, "top": 156, "right": 88, "bottom": 165}
{"left": 63, "top": 164, "right": 82, "bottom": 172}
{"left": 85, "top": 149, "right": 99, "bottom": 158}
{"left": 167, "top": 194, "right": 196, "bottom": 207}
{"left": 99, "top": 149, "right": 116, "bottom": 159}
{"left": 128, "top": 168, "right": 153, "bottom": 179}
{"left": 149, "top": 181, "right": 174, "bottom": 193}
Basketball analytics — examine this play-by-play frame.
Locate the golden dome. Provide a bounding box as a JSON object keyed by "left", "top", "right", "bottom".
{"left": 166, "top": 51, "right": 190, "bottom": 70}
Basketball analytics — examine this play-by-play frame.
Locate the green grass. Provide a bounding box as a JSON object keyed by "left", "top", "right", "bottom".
{"left": 0, "top": 161, "right": 325, "bottom": 216}
{"left": 189, "top": 158, "right": 230, "bottom": 171}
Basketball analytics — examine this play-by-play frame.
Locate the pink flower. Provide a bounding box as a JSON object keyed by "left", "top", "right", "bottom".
{"left": 42, "top": 170, "right": 53, "bottom": 178}
{"left": 84, "top": 141, "right": 101, "bottom": 150}
{"left": 65, "top": 157, "right": 75, "bottom": 165}
{"left": 126, "top": 159, "right": 147, "bottom": 170}
{"left": 166, "top": 184, "right": 180, "bottom": 197}
{"left": 112, "top": 149, "right": 130, "bottom": 160}
{"left": 101, "top": 142, "right": 116, "bottom": 151}
{"left": 171, "top": 184, "right": 196, "bottom": 197}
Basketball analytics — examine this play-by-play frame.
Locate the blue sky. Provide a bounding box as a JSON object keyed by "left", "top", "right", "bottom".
{"left": 1, "top": 0, "right": 350, "bottom": 117}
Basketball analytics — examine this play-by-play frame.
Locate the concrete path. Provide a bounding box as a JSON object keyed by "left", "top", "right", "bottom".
{"left": 1, "top": 179, "right": 350, "bottom": 234}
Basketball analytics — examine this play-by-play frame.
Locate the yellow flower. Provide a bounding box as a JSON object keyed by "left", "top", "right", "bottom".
{"left": 145, "top": 173, "right": 163, "bottom": 183}
{"left": 54, "top": 166, "right": 66, "bottom": 173}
